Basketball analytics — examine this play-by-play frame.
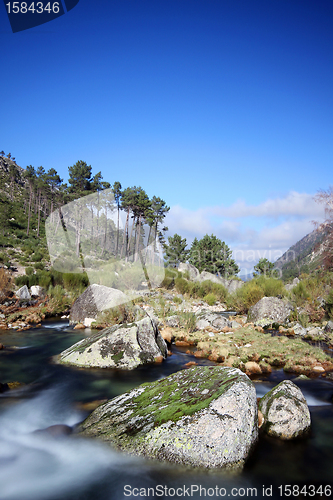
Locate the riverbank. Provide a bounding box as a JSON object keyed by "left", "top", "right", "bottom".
{"left": 0, "top": 320, "right": 333, "bottom": 500}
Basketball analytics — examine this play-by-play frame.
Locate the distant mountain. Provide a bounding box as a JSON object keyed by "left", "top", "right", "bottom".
{"left": 274, "top": 228, "right": 325, "bottom": 281}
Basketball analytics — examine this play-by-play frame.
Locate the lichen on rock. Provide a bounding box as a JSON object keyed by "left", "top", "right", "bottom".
{"left": 79, "top": 366, "right": 258, "bottom": 469}
{"left": 58, "top": 316, "right": 167, "bottom": 370}
{"left": 259, "top": 380, "right": 311, "bottom": 440}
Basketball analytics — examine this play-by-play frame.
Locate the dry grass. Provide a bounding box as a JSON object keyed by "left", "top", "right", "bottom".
{"left": 0, "top": 268, "right": 12, "bottom": 297}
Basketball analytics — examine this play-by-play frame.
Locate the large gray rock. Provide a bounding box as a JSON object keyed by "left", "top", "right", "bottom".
{"left": 324, "top": 320, "right": 333, "bottom": 333}
{"left": 293, "top": 322, "right": 307, "bottom": 336}
{"left": 285, "top": 277, "right": 300, "bottom": 291}
{"left": 226, "top": 279, "right": 244, "bottom": 294}
{"left": 194, "top": 271, "right": 243, "bottom": 294}
{"left": 195, "top": 312, "right": 231, "bottom": 330}
{"left": 70, "top": 284, "right": 129, "bottom": 324}
{"left": 59, "top": 316, "right": 167, "bottom": 370}
{"left": 178, "top": 263, "right": 200, "bottom": 280}
{"left": 79, "top": 366, "right": 258, "bottom": 469}
{"left": 259, "top": 380, "right": 311, "bottom": 440}
{"left": 248, "top": 296, "right": 293, "bottom": 327}
{"left": 195, "top": 271, "right": 226, "bottom": 285}
{"left": 30, "top": 285, "right": 44, "bottom": 297}
{"left": 15, "top": 285, "right": 31, "bottom": 300}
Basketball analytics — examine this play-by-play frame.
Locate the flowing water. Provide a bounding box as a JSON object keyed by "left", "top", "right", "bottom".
{"left": 0, "top": 320, "right": 333, "bottom": 500}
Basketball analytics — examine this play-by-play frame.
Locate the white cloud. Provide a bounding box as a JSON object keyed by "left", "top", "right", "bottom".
{"left": 165, "top": 191, "right": 326, "bottom": 273}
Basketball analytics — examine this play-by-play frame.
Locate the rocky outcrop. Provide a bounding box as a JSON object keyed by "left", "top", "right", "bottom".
{"left": 79, "top": 366, "right": 258, "bottom": 469}
{"left": 259, "top": 380, "right": 311, "bottom": 440}
{"left": 70, "top": 284, "right": 129, "bottom": 324}
{"left": 178, "top": 263, "right": 200, "bottom": 280}
{"left": 195, "top": 270, "right": 226, "bottom": 285}
{"left": 15, "top": 285, "right": 31, "bottom": 300}
{"left": 59, "top": 316, "right": 167, "bottom": 370}
{"left": 247, "top": 297, "right": 293, "bottom": 327}
{"left": 177, "top": 265, "right": 244, "bottom": 294}
{"left": 195, "top": 311, "right": 232, "bottom": 330}
{"left": 195, "top": 271, "right": 243, "bottom": 294}
{"left": 284, "top": 277, "right": 300, "bottom": 291}
{"left": 30, "top": 285, "right": 44, "bottom": 297}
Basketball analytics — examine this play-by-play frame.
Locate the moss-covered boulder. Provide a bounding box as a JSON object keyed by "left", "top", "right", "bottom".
{"left": 79, "top": 366, "right": 258, "bottom": 469}
{"left": 259, "top": 380, "right": 311, "bottom": 440}
{"left": 58, "top": 316, "right": 167, "bottom": 369}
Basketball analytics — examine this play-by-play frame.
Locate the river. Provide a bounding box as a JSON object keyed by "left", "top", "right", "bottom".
{"left": 0, "top": 320, "right": 333, "bottom": 500}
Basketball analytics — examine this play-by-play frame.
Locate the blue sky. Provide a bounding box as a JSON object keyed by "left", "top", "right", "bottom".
{"left": 1, "top": 0, "right": 332, "bottom": 274}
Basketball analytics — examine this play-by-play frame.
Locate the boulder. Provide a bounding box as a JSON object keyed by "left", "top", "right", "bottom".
{"left": 165, "top": 315, "right": 179, "bottom": 328}
{"left": 70, "top": 284, "right": 129, "bottom": 324}
{"left": 79, "top": 366, "right": 258, "bottom": 469}
{"left": 30, "top": 285, "right": 44, "bottom": 297}
{"left": 178, "top": 263, "right": 200, "bottom": 280}
{"left": 226, "top": 279, "right": 244, "bottom": 294}
{"left": 195, "top": 271, "right": 226, "bottom": 285}
{"left": 324, "top": 320, "right": 333, "bottom": 333}
{"left": 195, "top": 312, "right": 231, "bottom": 330}
{"left": 259, "top": 380, "right": 311, "bottom": 440}
{"left": 293, "top": 323, "right": 307, "bottom": 336}
{"left": 285, "top": 277, "right": 300, "bottom": 291}
{"left": 247, "top": 297, "right": 293, "bottom": 327}
{"left": 59, "top": 316, "right": 167, "bottom": 370}
{"left": 15, "top": 285, "right": 31, "bottom": 300}
{"left": 194, "top": 271, "right": 243, "bottom": 294}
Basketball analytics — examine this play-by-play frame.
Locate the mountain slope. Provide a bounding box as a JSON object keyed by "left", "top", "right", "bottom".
{"left": 274, "top": 228, "right": 325, "bottom": 280}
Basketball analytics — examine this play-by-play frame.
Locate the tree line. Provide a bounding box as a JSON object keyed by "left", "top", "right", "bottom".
{"left": 0, "top": 153, "right": 170, "bottom": 266}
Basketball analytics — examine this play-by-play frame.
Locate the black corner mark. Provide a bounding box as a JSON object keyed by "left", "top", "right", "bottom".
{"left": 3, "top": 0, "right": 80, "bottom": 33}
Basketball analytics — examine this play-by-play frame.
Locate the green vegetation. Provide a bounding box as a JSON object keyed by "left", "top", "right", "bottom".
{"left": 164, "top": 233, "right": 189, "bottom": 268}
{"left": 227, "top": 276, "right": 286, "bottom": 313}
{"left": 254, "top": 258, "right": 278, "bottom": 278}
{"left": 172, "top": 326, "right": 333, "bottom": 375}
{"left": 189, "top": 234, "right": 240, "bottom": 278}
{"left": 203, "top": 293, "right": 217, "bottom": 306}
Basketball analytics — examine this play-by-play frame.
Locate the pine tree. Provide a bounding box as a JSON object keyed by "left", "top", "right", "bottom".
{"left": 24, "top": 165, "right": 36, "bottom": 237}
{"left": 112, "top": 181, "right": 122, "bottom": 256}
{"left": 68, "top": 160, "right": 92, "bottom": 195}
{"left": 164, "top": 233, "right": 189, "bottom": 267}
{"left": 189, "top": 234, "right": 239, "bottom": 278}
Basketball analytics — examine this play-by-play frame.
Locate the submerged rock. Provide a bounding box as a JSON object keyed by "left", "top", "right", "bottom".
{"left": 79, "top": 366, "right": 258, "bottom": 469}
{"left": 58, "top": 316, "right": 167, "bottom": 370}
{"left": 259, "top": 380, "right": 311, "bottom": 440}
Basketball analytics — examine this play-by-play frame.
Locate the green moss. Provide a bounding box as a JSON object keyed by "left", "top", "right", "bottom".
{"left": 116, "top": 366, "right": 245, "bottom": 430}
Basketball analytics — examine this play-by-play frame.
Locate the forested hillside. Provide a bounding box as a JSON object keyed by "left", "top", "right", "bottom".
{"left": 0, "top": 152, "right": 170, "bottom": 273}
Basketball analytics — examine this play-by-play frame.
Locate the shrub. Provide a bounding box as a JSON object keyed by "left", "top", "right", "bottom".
{"left": 256, "top": 276, "right": 285, "bottom": 297}
{"left": 15, "top": 275, "right": 30, "bottom": 287}
{"left": 174, "top": 277, "right": 189, "bottom": 295}
{"left": 178, "top": 311, "right": 197, "bottom": 333}
{"left": 324, "top": 289, "right": 333, "bottom": 319}
{"left": 173, "top": 296, "right": 183, "bottom": 304}
{"left": 292, "top": 281, "right": 310, "bottom": 306}
{"left": 203, "top": 293, "right": 217, "bottom": 306}
{"left": 25, "top": 267, "right": 34, "bottom": 276}
{"left": 37, "top": 271, "right": 52, "bottom": 289}
{"left": 34, "top": 262, "right": 45, "bottom": 271}
{"left": 32, "top": 252, "right": 43, "bottom": 262}
{"left": 63, "top": 272, "right": 89, "bottom": 291}
{"left": 186, "top": 281, "right": 202, "bottom": 298}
